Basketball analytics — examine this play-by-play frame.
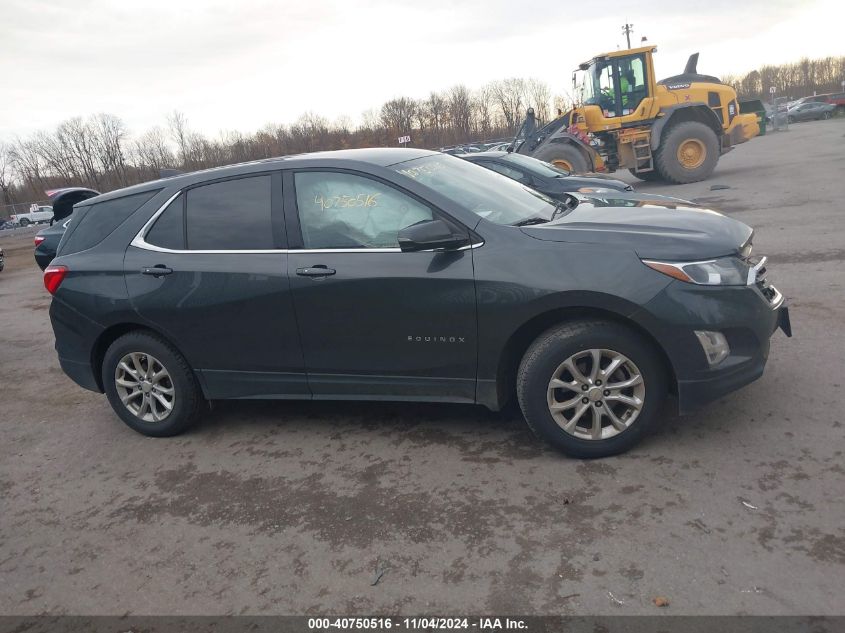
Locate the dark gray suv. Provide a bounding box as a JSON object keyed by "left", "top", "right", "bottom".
{"left": 46, "top": 149, "right": 790, "bottom": 457}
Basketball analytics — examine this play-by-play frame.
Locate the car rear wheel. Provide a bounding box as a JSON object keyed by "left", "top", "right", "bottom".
{"left": 102, "top": 331, "right": 203, "bottom": 436}
{"left": 19, "top": 218, "right": 29, "bottom": 227}
{"left": 516, "top": 320, "right": 667, "bottom": 458}
{"left": 823, "top": 111, "right": 831, "bottom": 120}
{"left": 787, "top": 116, "right": 795, "bottom": 124}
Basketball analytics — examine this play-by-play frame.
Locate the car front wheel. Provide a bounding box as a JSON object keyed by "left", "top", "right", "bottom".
{"left": 517, "top": 320, "right": 667, "bottom": 458}
{"left": 102, "top": 331, "right": 203, "bottom": 436}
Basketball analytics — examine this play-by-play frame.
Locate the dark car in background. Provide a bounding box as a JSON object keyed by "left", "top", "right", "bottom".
{"left": 460, "top": 151, "right": 633, "bottom": 197}
{"left": 46, "top": 149, "right": 789, "bottom": 458}
{"left": 787, "top": 101, "right": 835, "bottom": 123}
{"left": 32, "top": 187, "right": 100, "bottom": 270}
{"left": 0, "top": 246, "right": 4, "bottom": 272}
{"left": 34, "top": 219, "right": 72, "bottom": 270}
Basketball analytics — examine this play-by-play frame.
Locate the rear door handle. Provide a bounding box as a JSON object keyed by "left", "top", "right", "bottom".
{"left": 141, "top": 265, "right": 173, "bottom": 277}
{"left": 296, "top": 265, "right": 336, "bottom": 278}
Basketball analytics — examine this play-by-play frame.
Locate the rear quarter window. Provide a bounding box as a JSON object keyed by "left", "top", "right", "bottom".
{"left": 59, "top": 190, "right": 160, "bottom": 255}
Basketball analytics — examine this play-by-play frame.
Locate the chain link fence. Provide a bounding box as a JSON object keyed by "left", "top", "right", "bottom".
{"left": 768, "top": 94, "right": 790, "bottom": 132}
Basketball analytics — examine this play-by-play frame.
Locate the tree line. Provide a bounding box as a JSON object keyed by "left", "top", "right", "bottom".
{"left": 0, "top": 76, "right": 562, "bottom": 211}
{"left": 722, "top": 55, "right": 845, "bottom": 101}
{"left": 2, "top": 54, "right": 842, "bottom": 211}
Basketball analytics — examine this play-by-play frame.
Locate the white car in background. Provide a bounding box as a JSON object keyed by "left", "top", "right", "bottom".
{"left": 10, "top": 206, "right": 53, "bottom": 226}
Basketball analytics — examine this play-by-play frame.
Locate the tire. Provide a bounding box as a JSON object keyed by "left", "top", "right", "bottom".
{"left": 654, "top": 120, "right": 719, "bottom": 184}
{"left": 516, "top": 320, "right": 667, "bottom": 458}
{"left": 102, "top": 331, "right": 203, "bottom": 437}
{"left": 787, "top": 116, "right": 795, "bottom": 124}
{"left": 628, "top": 168, "right": 662, "bottom": 182}
{"left": 532, "top": 142, "right": 590, "bottom": 174}
{"left": 823, "top": 111, "right": 831, "bottom": 120}
{"left": 19, "top": 218, "right": 29, "bottom": 227}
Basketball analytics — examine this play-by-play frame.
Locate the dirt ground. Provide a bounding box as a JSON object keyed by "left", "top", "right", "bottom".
{"left": 1, "top": 119, "right": 843, "bottom": 616}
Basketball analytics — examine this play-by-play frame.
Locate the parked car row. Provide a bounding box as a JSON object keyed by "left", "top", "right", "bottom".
{"left": 459, "top": 151, "right": 633, "bottom": 196}
{"left": 43, "top": 148, "right": 789, "bottom": 458}
{"left": 786, "top": 101, "right": 836, "bottom": 123}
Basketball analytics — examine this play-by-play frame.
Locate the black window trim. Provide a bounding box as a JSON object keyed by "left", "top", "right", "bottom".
{"left": 132, "top": 171, "right": 285, "bottom": 254}
{"left": 284, "top": 166, "right": 479, "bottom": 253}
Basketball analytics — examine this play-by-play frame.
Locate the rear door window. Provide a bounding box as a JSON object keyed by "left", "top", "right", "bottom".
{"left": 60, "top": 190, "right": 159, "bottom": 255}
{"left": 145, "top": 194, "right": 185, "bottom": 250}
{"left": 185, "top": 175, "right": 273, "bottom": 250}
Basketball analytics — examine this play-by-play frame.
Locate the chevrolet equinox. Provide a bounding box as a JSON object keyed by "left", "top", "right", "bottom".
{"left": 46, "top": 148, "right": 791, "bottom": 458}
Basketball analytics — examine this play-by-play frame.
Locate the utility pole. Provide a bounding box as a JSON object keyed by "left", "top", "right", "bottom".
{"left": 621, "top": 23, "right": 633, "bottom": 49}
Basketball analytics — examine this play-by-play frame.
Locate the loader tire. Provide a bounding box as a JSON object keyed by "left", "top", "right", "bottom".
{"left": 654, "top": 121, "right": 719, "bottom": 184}
{"left": 533, "top": 143, "right": 590, "bottom": 174}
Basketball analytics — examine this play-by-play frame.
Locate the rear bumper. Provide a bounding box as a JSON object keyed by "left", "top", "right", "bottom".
{"left": 58, "top": 355, "right": 102, "bottom": 392}
{"left": 34, "top": 248, "right": 53, "bottom": 271}
{"left": 50, "top": 298, "right": 104, "bottom": 393}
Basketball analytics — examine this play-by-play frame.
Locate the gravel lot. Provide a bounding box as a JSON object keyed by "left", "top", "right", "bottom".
{"left": 1, "top": 119, "right": 843, "bottom": 616}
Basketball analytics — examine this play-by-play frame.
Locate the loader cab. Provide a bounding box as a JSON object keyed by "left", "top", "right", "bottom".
{"left": 574, "top": 46, "right": 658, "bottom": 124}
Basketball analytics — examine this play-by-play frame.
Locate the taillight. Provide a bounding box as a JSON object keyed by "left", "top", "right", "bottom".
{"left": 34, "top": 235, "right": 46, "bottom": 246}
{"left": 43, "top": 265, "right": 68, "bottom": 294}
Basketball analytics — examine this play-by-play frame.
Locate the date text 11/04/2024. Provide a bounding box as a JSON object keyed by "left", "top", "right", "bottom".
{"left": 307, "top": 617, "right": 528, "bottom": 630}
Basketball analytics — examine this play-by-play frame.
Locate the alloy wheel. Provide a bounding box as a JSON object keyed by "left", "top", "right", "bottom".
{"left": 546, "top": 348, "right": 645, "bottom": 440}
{"left": 114, "top": 352, "right": 175, "bottom": 422}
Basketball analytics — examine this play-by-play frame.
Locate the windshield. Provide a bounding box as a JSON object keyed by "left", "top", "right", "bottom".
{"left": 392, "top": 154, "right": 558, "bottom": 225}
{"left": 501, "top": 153, "right": 571, "bottom": 177}
{"left": 578, "top": 59, "right": 613, "bottom": 108}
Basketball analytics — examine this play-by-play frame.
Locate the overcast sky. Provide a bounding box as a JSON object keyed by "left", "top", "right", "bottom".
{"left": 1, "top": 0, "right": 842, "bottom": 142}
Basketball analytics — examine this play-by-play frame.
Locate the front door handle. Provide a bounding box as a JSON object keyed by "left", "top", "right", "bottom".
{"left": 296, "top": 265, "right": 336, "bottom": 278}
{"left": 141, "top": 265, "right": 173, "bottom": 277}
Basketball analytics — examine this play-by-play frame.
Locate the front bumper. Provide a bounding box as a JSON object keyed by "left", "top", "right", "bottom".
{"left": 633, "top": 279, "right": 790, "bottom": 414}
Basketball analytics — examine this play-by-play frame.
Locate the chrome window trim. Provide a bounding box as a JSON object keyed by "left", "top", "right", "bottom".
{"left": 132, "top": 189, "right": 484, "bottom": 255}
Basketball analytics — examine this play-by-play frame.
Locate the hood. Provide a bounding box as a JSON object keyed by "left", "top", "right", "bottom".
{"left": 46, "top": 187, "right": 100, "bottom": 222}
{"left": 521, "top": 196, "right": 752, "bottom": 260}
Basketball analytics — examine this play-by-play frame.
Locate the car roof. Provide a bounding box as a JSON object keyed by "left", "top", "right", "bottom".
{"left": 84, "top": 147, "right": 439, "bottom": 205}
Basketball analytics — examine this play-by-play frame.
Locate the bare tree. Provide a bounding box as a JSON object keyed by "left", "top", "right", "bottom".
{"left": 131, "top": 127, "right": 175, "bottom": 179}
{"left": 491, "top": 78, "right": 527, "bottom": 131}
{"left": 473, "top": 84, "right": 496, "bottom": 138}
{"left": 92, "top": 113, "right": 128, "bottom": 187}
{"left": 447, "top": 85, "right": 473, "bottom": 140}
{"left": 167, "top": 111, "right": 191, "bottom": 168}
{"left": 526, "top": 78, "right": 552, "bottom": 123}
{"left": 0, "top": 143, "right": 15, "bottom": 207}
{"left": 380, "top": 97, "right": 416, "bottom": 136}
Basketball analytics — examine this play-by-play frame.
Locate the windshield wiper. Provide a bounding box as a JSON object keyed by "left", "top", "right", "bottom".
{"left": 512, "top": 216, "right": 550, "bottom": 227}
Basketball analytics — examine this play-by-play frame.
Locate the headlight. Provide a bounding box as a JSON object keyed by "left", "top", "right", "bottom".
{"left": 642, "top": 256, "right": 750, "bottom": 286}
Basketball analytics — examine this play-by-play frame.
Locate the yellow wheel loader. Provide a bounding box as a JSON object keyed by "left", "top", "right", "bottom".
{"left": 512, "top": 46, "right": 759, "bottom": 184}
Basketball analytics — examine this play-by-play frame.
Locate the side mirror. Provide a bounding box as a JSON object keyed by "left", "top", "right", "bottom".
{"left": 397, "top": 219, "right": 468, "bottom": 252}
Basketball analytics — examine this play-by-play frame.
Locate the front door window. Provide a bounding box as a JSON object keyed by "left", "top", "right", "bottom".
{"left": 294, "top": 171, "right": 432, "bottom": 249}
